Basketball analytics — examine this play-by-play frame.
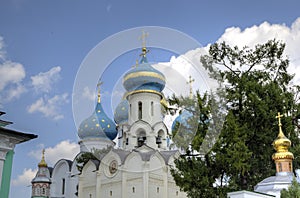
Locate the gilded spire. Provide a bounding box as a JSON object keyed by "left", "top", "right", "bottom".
{"left": 272, "top": 112, "right": 294, "bottom": 173}
{"left": 186, "top": 75, "right": 195, "bottom": 99}
{"left": 97, "top": 81, "right": 103, "bottom": 103}
{"left": 38, "top": 149, "right": 47, "bottom": 167}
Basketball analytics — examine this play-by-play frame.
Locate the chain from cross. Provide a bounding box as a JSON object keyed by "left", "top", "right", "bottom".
{"left": 131, "top": 59, "right": 139, "bottom": 68}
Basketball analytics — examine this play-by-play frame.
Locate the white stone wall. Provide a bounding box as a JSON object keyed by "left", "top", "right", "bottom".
{"left": 128, "top": 92, "right": 162, "bottom": 125}
{"left": 78, "top": 148, "right": 186, "bottom": 198}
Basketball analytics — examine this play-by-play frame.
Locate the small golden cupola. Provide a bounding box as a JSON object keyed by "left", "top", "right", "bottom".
{"left": 38, "top": 149, "right": 48, "bottom": 168}
{"left": 272, "top": 112, "right": 294, "bottom": 173}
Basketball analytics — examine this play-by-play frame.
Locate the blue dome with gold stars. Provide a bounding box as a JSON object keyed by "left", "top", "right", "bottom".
{"left": 123, "top": 54, "right": 165, "bottom": 94}
{"left": 114, "top": 99, "right": 129, "bottom": 124}
{"left": 78, "top": 98, "right": 117, "bottom": 141}
{"left": 171, "top": 109, "right": 194, "bottom": 132}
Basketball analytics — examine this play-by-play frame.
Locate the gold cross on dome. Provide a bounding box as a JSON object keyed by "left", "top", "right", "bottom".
{"left": 97, "top": 81, "right": 103, "bottom": 103}
{"left": 139, "top": 30, "right": 149, "bottom": 48}
{"left": 186, "top": 76, "right": 195, "bottom": 99}
{"left": 276, "top": 112, "right": 283, "bottom": 127}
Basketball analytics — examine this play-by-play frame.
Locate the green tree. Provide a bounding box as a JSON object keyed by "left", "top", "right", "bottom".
{"left": 281, "top": 178, "right": 300, "bottom": 198}
{"left": 76, "top": 146, "right": 112, "bottom": 172}
{"left": 170, "top": 40, "right": 300, "bottom": 197}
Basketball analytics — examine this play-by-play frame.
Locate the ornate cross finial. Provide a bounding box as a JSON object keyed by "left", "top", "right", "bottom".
{"left": 97, "top": 81, "right": 103, "bottom": 103}
{"left": 139, "top": 30, "right": 149, "bottom": 58}
{"left": 276, "top": 112, "right": 283, "bottom": 127}
{"left": 275, "top": 112, "right": 285, "bottom": 137}
{"left": 186, "top": 76, "right": 195, "bottom": 99}
{"left": 38, "top": 148, "right": 47, "bottom": 167}
{"left": 139, "top": 30, "right": 149, "bottom": 48}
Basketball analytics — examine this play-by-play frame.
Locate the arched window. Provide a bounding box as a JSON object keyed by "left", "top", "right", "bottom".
{"left": 132, "top": 187, "right": 135, "bottom": 193}
{"left": 138, "top": 102, "right": 142, "bottom": 120}
{"left": 130, "top": 104, "right": 132, "bottom": 117}
{"left": 62, "top": 178, "right": 65, "bottom": 195}
{"left": 151, "top": 101, "right": 154, "bottom": 116}
{"left": 137, "top": 130, "right": 146, "bottom": 147}
{"left": 278, "top": 163, "right": 282, "bottom": 172}
{"left": 156, "top": 130, "right": 164, "bottom": 148}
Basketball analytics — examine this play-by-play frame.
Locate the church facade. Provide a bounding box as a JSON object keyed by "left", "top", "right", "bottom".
{"left": 31, "top": 39, "right": 299, "bottom": 198}
{"left": 31, "top": 45, "right": 186, "bottom": 198}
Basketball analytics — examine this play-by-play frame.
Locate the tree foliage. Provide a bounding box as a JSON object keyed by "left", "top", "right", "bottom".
{"left": 76, "top": 146, "right": 112, "bottom": 172}
{"left": 281, "top": 178, "right": 300, "bottom": 198}
{"left": 170, "top": 40, "right": 300, "bottom": 197}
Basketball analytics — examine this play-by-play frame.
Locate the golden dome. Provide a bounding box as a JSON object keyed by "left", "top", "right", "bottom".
{"left": 38, "top": 149, "right": 48, "bottom": 167}
{"left": 272, "top": 112, "right": 294, "bottom": 160}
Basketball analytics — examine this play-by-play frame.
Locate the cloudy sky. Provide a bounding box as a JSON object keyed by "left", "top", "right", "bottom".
{"left": 1, "top": 1, "right": 300, "bottom": 197}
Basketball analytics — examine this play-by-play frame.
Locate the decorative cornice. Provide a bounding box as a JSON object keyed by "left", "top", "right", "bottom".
{"left": 123, "top": 71, "right": 165, "bottom": 82}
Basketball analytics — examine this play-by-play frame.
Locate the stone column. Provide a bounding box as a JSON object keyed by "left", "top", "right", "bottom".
{"left": 0, "top": 149, "right": 8, "bottom": 191}
{"left": 163, "top": 166, "right": 168, "bottom": 198}
{"left": 122, "top": 170, "right": 127, "bottom": 198}
{"left": 78, "top": 175, "right": 83, "bottom": 198}
{"left": 96, "top": 171, "right": 101, "bottom": 198}
{"left": 143, "top": 162, "right": 149, "bottom": 198}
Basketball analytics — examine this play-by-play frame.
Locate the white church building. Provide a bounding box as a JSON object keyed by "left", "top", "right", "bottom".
{"left": 31, "top": 45, "right": 187, "bottom": 198}
{"left": 31, "top": 38, "right": 299, "bottom": 198}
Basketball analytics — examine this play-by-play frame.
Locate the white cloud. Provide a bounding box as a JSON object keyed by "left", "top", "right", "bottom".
{"left": 215, "top": 17, "right": 300, "bottom": 85}
{"left": 31, "top": 66, "right": 61, "bottom": 93}
{"left": 5, "top": 84, "right": 26, "bottom": 101}
{"left": 27, "top": 93, "right": 69, "bottom": 120}
{"left": 0, "top": 61, "right": 25, "bottom": 91}
{"left": 0, "top": 36, "right": 27, "bottom": 103}
{"left": 12, "top": 140, "right": 79, "bottom": 187}
{"left": 82, "top": 86, "right": 96, "bottom": 101}
{"left": 29, "top": 140, "right": 80, "bottom": 166}
{"left": 11, "top": 168, "right": 37, "bottom": 186}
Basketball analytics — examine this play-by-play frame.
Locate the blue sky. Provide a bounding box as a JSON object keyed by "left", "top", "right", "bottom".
{"left": 1, "top": 0, "right": 300, "bottom": 197}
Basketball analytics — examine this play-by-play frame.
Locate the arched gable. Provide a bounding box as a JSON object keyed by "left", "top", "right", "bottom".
{"left": 52, "top": 159, "right": 72, "bottom": 179}
{"left": 123, "top": 151, "right": 144, "bottom": 173}
{"left": 129, "top": 120, "right": 152, "bottom": 135}
{"left": 149, "top": 151, "right": 167, "bottom": 173}
{"left": 153, "top": 121, "right": 168, "bottom": 136}
{"left": 51, "top": 159, "right": 73, "bottom": 197}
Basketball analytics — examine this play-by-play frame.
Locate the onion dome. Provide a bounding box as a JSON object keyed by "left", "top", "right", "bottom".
{"left": 171, "top": 109, "right": 194, "bottom": 132}
{"left": 78, "top": 87, "right": 117, "bottom": 141}
{"left": 38, "top": 149, "right": 47, "bottom": 168}
{"left": 272, "top": 113, "right": 294, "bottom": 161}
{"left": 123, "top": 48, "right": 165, "bottom": 94}
{"left": 78, "top": 110, "right": 108, "bottom": 140}
{"left": 32, "top": 149, "right": 51, "bottom": 183}
{"left": 114, "top": 99, "right": 129, "bottom": 124}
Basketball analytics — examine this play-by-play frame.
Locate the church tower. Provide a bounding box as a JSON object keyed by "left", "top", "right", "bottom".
{"left": 272, "top": 112, "right": 294, "bottom": 174}
{"left": 115, "top": 32, "right": 168, "bottom": 151}
{"left": 31, "top": 150, "right": 51, "bottom": 198}
{"left": 254, "top": 112, "right": 295, "bottom": 197}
